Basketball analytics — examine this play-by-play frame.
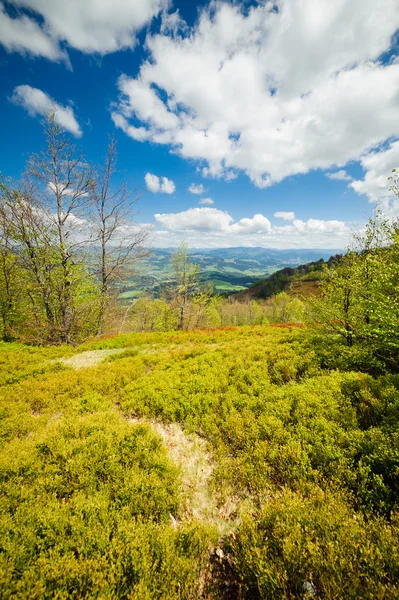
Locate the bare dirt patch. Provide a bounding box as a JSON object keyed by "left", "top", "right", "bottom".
{"left": 128, "top": 417, "right": 240, "bottom": 537}
{"left": 60, "top": 348, "right": 127, "bottom": 369}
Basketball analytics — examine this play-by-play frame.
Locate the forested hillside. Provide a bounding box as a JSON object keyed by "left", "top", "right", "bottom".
{"left": 237, "top": 255, "right": 341, "bottom": 300}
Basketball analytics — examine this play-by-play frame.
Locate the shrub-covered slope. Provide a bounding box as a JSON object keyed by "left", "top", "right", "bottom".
{"left": 1, "top": 326, "right": 398, "bottom": 599}
{"left": 236, "top": 255, "right": 342, "bottom": 301}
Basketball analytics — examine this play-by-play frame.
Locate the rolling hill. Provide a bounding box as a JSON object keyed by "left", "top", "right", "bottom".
{"left": 118, "top": 247, "right": 342, "bottom": 298}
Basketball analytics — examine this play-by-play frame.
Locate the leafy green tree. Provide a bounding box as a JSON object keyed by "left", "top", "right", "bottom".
{"left": 269, "top": 292, "right": 306, "bottom": 324}
{"left": 315, "top": 251, "right": 361, "bottom": 346}
{"left": 316, "top": 211, "right": 399, "bottom": 365}
{"left": 362, "top": 223, "right": 399, "bottom": 361}
{"left": 170, "top": 242, "right": 201, "bottom": 330}
{"left": 0, "top": 190, "right": 26, "bottom": 340}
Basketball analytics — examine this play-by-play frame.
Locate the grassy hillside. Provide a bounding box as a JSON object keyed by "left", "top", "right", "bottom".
{"left": 1, "top": 326, "right": 399, "bottom": 599}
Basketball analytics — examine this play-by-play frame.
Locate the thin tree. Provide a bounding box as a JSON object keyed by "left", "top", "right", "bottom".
{"left": 1, "top": 181, "right": 60, "bottom": 341}
{"left": 171, "top": 241, "right": 201, "bottom": 330}
{"left": 26, "top": 113, "right": 94, "bottom": 343}
{"left": 91, "top": 137, "right": 150, "bottom": 335}
{"left": 0, "top": 181, "right": 20, "bottom": 340}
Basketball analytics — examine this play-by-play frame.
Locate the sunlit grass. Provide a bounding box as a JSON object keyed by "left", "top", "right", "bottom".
{"left": 1, "top": 325, "right": 398, "bottom": 598}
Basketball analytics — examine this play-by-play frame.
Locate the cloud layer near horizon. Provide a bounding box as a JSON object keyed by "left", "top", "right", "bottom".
{"left": 152, "top": 206, "right": 350, "bottom": 249}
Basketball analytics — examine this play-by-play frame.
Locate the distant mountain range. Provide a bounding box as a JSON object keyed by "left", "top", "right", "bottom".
{"left": 119, "top": 247, "right": 343, "bottom": 299}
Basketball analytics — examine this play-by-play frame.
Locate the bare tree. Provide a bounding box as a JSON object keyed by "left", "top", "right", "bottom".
{"left": 1, "top": 181, "right": 59, "bottom": 341}
{"left": 91, "top": 137, "right": 150, "bottom": 334}
{"left": 26, "top": 113, "right": 95, "bottom": 343}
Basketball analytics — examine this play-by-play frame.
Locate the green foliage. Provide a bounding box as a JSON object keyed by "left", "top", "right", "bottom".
{"left": 231, "top": 488, "right": 399, "bottom": 600}
{"left": 1, "top": 325, "right": 399, "bottom": 597}
{"left": 269, "top": 291, "right": 307, "bottom": 323}
{"left": 248, "top": 256, "right": 340, "bottom": 300}
{"left": 315, "top": 215, "right": 399, "bottom": 368}
{"left": 0, "top": 410, "right": 213, "bottom": 598}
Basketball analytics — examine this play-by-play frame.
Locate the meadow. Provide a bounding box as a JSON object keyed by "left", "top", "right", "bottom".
{"left": 1, "top": 325, "right": 398, "bottom": 599}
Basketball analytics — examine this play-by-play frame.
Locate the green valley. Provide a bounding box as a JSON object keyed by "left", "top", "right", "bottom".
{"left": 117, "top": 248, "right": 340, "bottom": 297}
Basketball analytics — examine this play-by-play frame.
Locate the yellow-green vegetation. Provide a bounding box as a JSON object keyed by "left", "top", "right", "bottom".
{"left": 1, "top": 325, "right": 399, "bottom": 598}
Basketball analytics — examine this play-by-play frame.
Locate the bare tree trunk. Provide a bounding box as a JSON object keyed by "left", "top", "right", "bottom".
{"left": 178, "top": 302, "right": 185, "bottom": 330}
{"left": 92, "top": 137, "right": 150, "bottom": 336}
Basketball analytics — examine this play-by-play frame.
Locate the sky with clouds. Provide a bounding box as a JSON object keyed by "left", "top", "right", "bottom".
{"left": 1, "top": 0, "right": 399, "bottom": 249}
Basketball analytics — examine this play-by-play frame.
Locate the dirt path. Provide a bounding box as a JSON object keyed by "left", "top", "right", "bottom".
{"left": 128, "top": 417, "right": 238, "bottom": 536}
{"left": 62, "top": 347, "right": 242, "bottom": 594}
{"left": 60, "top": 347, "right": 241, "bottom": 536}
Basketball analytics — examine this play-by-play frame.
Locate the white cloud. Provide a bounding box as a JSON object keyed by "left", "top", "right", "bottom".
{"left": 145, "top": 172, "right": 176, "bottom": 194}
{"left": 274, "top": 211, "right": 296, "bottom": 221}
{"left": 188, "top": 183, "right": 206, "bottom": 194}
{"left": 155, "top": 207, "right": 232, "bottom": 231}
{"left": 349, "top": 140, "right": 399, "bottom": 218}
{"left": 0, "top": 3, "right": 65, "bottom": 61}
{"left": 159, "top": 177, "right": 175, "bottom": 194}
{"left": 112, "top": 0, "right": 399, "bottom": 188}
{"left": 350, "top": 140, "right": 399, "bottom": 201}
{"left": 153, "top": 206, "right": 349, "bottom": 248}
{"left": 145, "top": 173, "right": 161, "bottom": 193}
{"left": 11, "top": 85, "right": 82, "bottom": 137}
{"left": 198, "top": 197, "right": 214, "bottom": 205}
{"left": 326, "top": 170, "right": 353, "bottom": 181}
{"left": 230, "top": 214, "right": 272, "bottom": 235}
{"left": 0, "top": 0, "right": 165, "bottom": 59}
{"left": 292, "top": 218, "right": 347, "bottom": 234}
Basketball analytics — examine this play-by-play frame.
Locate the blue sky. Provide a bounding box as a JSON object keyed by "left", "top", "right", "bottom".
{"left": 1, "top": 0, "right": 399, "bottom": 249}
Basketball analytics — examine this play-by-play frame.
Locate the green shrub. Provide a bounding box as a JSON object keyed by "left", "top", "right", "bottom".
{"left": 230, "top": 488, "right": 399, "bottom": 600}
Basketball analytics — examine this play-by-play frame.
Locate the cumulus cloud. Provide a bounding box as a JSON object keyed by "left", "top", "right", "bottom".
{"left": 188, "top": 183, "right": 206, "bottom": 194}
{"left": 274, "top": 211, "right": 296, "bottom": 221}
{"left": 292, "top": 218, "right": 347, "bottom": 234}
{"left": 112, "top": 0, "right": 399, "bottom": 188}
{"left": 155, "top": 207, "right": 232, "bottom": 231}
{"left": 0, "top": 3, "right": 65, "bottom": 61}
{"left": 11, "top": 85, "right": 82, "bottom": 137}
{"left": 326, "top": 170, "right": 353, "bottom": 181}
{"left": 145, "top": 172, "right": 175, "bottom": 194}
{"left": 348, "top": 141, "right": 399, "bottom": 218}
{"left": 230, "top": 214, "right": 272, "bottom": 235}
{"left": 0, "top": 0, "right": 165, "bottom": 60}
{"left": 153, "top": 206, "right": 349, "bottom": 248}
{"left": 350, "top": 141, "right": 399, "bottom": 202}
{"left": 198, "top": 197, "right": 214, "bottom": 205}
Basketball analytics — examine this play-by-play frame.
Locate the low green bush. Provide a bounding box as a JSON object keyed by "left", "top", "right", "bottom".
{"left": 231, "top": 488, "right": 399, "bottom": 600}
{"left": 1, "top": 326, "right": 398, "bottom": 597}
